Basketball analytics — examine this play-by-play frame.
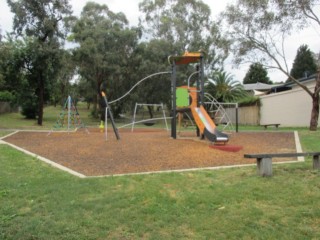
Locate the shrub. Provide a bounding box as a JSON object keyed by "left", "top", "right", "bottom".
{"left": 0, "top": 91, "right": 14, "bottom": 102}
{"left": 238, "top": 96, "right": 261, "bottom": 107}
{"left": 20, "top": 95, "right": 39, "bottom": 119}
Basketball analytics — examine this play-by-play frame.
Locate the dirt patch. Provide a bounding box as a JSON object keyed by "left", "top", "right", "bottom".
{"left": 3, "top": 129, "right": 298, "bottom": 176}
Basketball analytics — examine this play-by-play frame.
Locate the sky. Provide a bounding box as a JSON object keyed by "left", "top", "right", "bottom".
{"left": 0, "top": 0, "right": 319, "bottom": 83}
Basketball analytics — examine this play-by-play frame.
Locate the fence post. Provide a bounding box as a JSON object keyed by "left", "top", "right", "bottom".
{"left": 235, "top": 103, "right": 239, "bottom": 133}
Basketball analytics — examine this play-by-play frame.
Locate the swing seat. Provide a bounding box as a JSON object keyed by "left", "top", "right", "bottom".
{"left": 143, "top": 120, "right": 156, "bottom": 126}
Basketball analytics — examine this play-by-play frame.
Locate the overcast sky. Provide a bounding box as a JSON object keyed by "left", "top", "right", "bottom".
{"left": 0, "top": 0, "right": 319, "bottom": 83}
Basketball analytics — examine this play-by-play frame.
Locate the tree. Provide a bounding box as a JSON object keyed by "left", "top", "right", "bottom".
{"left": 243, "top": 63, "right": 271, "bottom": 84}
{"left": 206, "top": 70, "right": 248, "bottom": 102}
{"left": 139, "top": 0, "right": 229, "bottom": 70}
{"left": 221, "top": 0, "right": 320, "bottom": 130}
{"left": 132, "top": 39, "right": 174, "bottom": 118}
{"left": 273, "top": 0, "right": 320, "bottom": 27}
{"left": 70, "top": 2, "right": 140, "bottom": 118}
{"left": 7, "top": 0, "right": 72, "bottom": 125}
{"left": 289, "top": 44, "right": 317, "bottom": 80}
{"left": 50, "top": 49, "right": 75, "bottom": 106}
{"left": 0, "top": 37, "right": 24, "bottom": 105}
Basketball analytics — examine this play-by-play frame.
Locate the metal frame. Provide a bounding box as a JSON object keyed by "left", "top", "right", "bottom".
{"left": 130, "top": 103, "right": 169, "bottom": 131}
{"left": 168, "top": 52, "right": 205, "bottom": 139}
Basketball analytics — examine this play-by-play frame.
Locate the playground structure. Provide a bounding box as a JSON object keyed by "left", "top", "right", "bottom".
{"left": 98, "top": 51, "right": 232, "bottom": 143}
{"left": 48, "top": 96, "right": 89, "bottom": 135}
{"left": 100, "top": 72, "right": 171, "bottom": 140}
{"left": 204, "top": 93, "right": 237, "bottom": 132}
{"left": 168, "top": 51, "right": 229, "bottom": 143}
{"left": 122, "top": 103, "right": 169, "bottom": 131}
{"left": 104, "top": 102, "right": 170, "bottom": 138}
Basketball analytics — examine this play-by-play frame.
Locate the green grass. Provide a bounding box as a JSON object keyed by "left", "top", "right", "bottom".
{"left": 0, "top": 103, "right": 171, "bottom": 131}
{"left": 1, "top": 105, "right": 320, "bottom": 239}
{"left": 298, "top": 130, "right": 320, "bottom": 152}
{"left": 0, "top": 130, "right": 13, "bottom": 138}
{"left": 0, "top": 143, "right": 320, "bottom": 239}
{"left": 0, "top": 103, "right": 100, "bottom": 130}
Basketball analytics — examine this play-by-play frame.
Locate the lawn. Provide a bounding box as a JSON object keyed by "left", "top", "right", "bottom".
{"left": 0, "top": 102, "right": 100, "bottom": 130}
{"left": 1, "top": 107, "right": 320, "bottom": 239}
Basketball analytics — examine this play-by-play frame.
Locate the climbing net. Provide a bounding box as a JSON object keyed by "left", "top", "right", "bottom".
{"left": 48, "top": 96, "right": 89, "bottom": 135}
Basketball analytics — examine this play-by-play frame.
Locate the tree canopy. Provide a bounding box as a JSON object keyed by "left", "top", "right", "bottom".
{"left": 206, "top": 70, "right": 247, "bottom": 103}
{"left": 289, "top": 44, "right": 317, "bottom": 80}
{"left": 7, "top": 0, "right": 72, "bottom": 125}
{"left": 243, "top": 63, "right": 271, "bottom": 84}
{"left": 8, "top": 0, "right": 72, "bottom": 41}
{"left": 139, "top": 0, "right": 229, "bottom": 70}
{"left": 70, "top": 2, "right": 141, "bottom": 117}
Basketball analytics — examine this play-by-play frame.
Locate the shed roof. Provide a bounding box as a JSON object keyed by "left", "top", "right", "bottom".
{"left": 243, "top": 82, "right": 276, "bottom": 91}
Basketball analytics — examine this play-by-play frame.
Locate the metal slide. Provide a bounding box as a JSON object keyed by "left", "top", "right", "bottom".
{"left": 191, "top": 105, "right": 229, "bottom": 143}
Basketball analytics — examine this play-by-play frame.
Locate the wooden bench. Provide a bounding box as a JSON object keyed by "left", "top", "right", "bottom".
{"left": 244, "top": 152, "right": 320, "bottom": 177}
{"left": 260, "top": 124, "right": 280, "bottom": 129}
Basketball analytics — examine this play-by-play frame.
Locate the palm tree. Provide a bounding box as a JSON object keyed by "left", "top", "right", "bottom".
{"left": 206, "top": 71, "right": 247, "bottom": 102}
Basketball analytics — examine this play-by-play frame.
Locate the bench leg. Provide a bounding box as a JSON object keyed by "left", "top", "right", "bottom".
{"left": 313, "top": 155, "right": 320, "bottom": 169}
{"left": 257, "top": 157, "right": 272, "bottom": 177}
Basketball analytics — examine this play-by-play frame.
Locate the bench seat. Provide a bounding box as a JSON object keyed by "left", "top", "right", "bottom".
{"left": 244, "top": 152, "right": 320, "bottom": 176}
{"left": 260, "top": 124, "right": 280, "bottom": 129}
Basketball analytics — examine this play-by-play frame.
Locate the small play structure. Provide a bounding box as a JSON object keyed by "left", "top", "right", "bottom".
{"left": 168, "top": 51, "right": 229, "bottom": 143}
{"left": 48, "top": 96, "right": 89, "bottom": 135}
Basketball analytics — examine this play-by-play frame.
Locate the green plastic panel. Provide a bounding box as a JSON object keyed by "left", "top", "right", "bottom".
{"left": 176, "top": 88, "right": 189, "bottom": 107}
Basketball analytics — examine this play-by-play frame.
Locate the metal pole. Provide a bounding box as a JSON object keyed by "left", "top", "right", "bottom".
{"left": 162, "top": 103, "right": 169, "bottom": 130}
{"left": 67, "top": 95, "right": 71, "bottom": 132}
{"left": 101, "top": 91, "right": 120, "bottom": 140}
{"left": 171, "top": 62, "right": 177, "bottom": 139}
{"left": 200, "top": 54, "right": 205, "bottom": 106}
{"left": 105, "top": 106, "right": 108, "bottom": 140}
{"left": 132, "top": 103, "right": 138, "bottom": 132}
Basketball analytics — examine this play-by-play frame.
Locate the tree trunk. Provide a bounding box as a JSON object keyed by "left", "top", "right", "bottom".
{"left": 309, "top": 70, "right": 320, "bottom": 131}
{"left": 37, "top": 75, "right": 44, "bottom": 126}
{"left": 92, "top": 93, "right": 98, "bottom": 118}
{"left": 147, "top": 106, "right": 154, "bottom": 119}
{"left": 310, "top": 94, "right": 319, "bottom": 131}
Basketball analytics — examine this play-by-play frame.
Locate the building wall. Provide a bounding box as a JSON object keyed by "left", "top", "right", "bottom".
{"left": 260, "top": 82, "right": 319, "bottom": 127}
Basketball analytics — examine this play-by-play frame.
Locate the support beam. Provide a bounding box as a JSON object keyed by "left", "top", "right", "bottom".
{"left": 313, "top": 155, "right": 320, "bottom": 169}
{"left": 257, "top": 157, "right": 272, "bottom": 177}
{"left": 171, "top": 62, "right": 177, "bottom": 139}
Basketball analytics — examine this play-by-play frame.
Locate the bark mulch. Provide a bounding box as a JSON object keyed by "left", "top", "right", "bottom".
{"left": 3, "top": 129, "right": 298, "bottom": 176}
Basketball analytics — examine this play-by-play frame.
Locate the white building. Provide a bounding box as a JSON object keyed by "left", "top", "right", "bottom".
{"left": 260, "top": 75, "right": 320, "bottom": 127}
